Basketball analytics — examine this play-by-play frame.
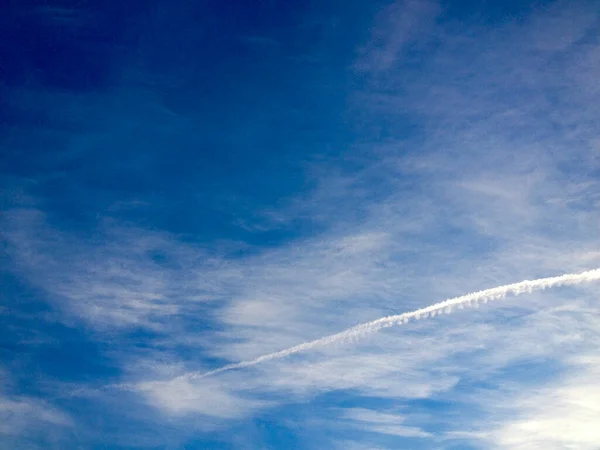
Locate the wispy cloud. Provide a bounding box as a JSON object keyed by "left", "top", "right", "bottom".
{"left": 135, "top": 375, "right": 268, "bottom": 419}
{"left": 1, "top": 207, "right": 241, "bottom": 330}
{"left": 0, "top": 370, "right": 71, "bottom": 438}
{"left": 2, "top": 0, "right": 600, "bottom": 448}
{"left": 0, "top": 397, "right": 71, "bottom": 435}
{"left": 338, "top": 408, "right": 431, "bottom": 438}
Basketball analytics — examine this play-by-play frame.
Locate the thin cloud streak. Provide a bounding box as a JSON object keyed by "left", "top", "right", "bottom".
{"left": 193, "top": 268, "right": 600, "bottom": 378}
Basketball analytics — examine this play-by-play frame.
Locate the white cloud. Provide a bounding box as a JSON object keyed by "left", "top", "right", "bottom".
{"left": 339, "top": 408, "right": 431, "bottom": 438}
{"left": 464, "top": 311, "right": 600, "bottom": 449}
{"left": 333, "top": 441, "right": 391, "bottom": 450}
{"left": 492, "top": 374, "right": 600, "bottom": 450}
{"left": 0, "top": 395, "right": 71, "bottom": 435}
{"left": 0, "top": 370, "right": 70, "bottom": 444}
{"left": 1, "top": 208, "right": 240, "bottom": 329}
{"left": 135, "top": 376, "right": 267, "bottom": 419}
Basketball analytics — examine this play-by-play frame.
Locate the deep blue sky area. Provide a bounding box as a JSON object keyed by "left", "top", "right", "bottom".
{"left": 2, "top": 0, "right": 378, "bottom": 242}
{"left": 1, "top": 0, "right": 600, "bottom": 449}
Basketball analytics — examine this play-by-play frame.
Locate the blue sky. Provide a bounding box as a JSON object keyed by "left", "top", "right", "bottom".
{"left": 1, "top": 0, "right": 600, "bottom": 448}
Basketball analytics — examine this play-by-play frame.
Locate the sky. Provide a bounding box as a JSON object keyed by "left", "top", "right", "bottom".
{"left": 1, "top": 0, "right": 600, "bottom": 449}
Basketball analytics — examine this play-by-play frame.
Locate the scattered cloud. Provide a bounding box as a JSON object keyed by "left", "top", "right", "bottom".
{"left": 338, "top": 408, "right": 431, "bottom": 438}
{"left": 2, "top": 0, "right": 600, "bottom": 448}
{"left": 0, "top": 397, "right": 71, "bottom": 435}
{"left": 0, "top": 370, "right": 72, "bottom": 439}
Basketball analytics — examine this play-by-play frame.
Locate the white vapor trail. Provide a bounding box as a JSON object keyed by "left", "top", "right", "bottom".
{"left": 183, "top": 268, "right": 600, "bottom": 381}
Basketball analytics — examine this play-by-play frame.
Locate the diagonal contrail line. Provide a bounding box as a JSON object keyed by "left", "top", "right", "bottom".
{"left": 189, "top": 268, "right": 600, "bottom": 379}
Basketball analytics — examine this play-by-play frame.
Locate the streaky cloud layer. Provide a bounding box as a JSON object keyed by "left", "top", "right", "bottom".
{"left": 192, "top": 268, "right": 600, "bottom": 378}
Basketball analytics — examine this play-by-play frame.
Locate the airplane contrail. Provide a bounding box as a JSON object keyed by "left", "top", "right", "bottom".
{"left": 183, "top": 268, "right": 600, "bottom": 380}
